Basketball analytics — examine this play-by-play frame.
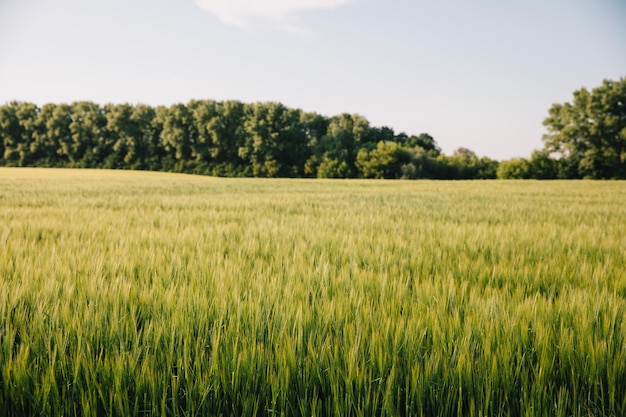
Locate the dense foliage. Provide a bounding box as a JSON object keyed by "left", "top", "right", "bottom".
{"left": 1, "top": 169, "right": 625, "bottom": 416}
{"left": 541, "top": 77, "right": 626, "bottom": 179}
{"left": 497, "top": 77, "right": 625, "bottom": 179}
{"left": 0, "top": 100, "right": 501, "bottom": 179}
{"left": 1, "top": 77, "right": 624, "bottom": 179}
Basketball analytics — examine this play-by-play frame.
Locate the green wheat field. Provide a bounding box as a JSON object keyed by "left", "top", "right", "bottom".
{"left": 1, "top": 168, "right": 625, "bottom": 417}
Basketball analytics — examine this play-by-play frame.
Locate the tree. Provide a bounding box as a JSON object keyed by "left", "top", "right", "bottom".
{"left": 29, "top": 103, "right": 69, "bottom": 166}
{"left": 447, "top": 147, "right": 480, "bottom": 179}
{"left": 308, "top": 113, "right": 370, "bottom": 178}
{"left": 431, "top": 148, "right": 497, "bottom": 179}
{"left": 187, "top": 100, "right": 218, "bottom": 168}
{"left": 157, "top": 103, "right": 197, "bottom": 170}
{"left": 0, "top": 102, "right": 32, "bottom": 164}
{"left": 43, "top": 103, "right": 73, "bottom": 166}
{"left": 241, "top": 102, "right": 308, "bottom": 177}
{"left": 542, "top": 77, "right": 626, "bottom": 179}
{"left": 131, "top": 104, "right": 161, "bottom": 170}
{"left": 528, "top": 150, "right": 558, "bottom": 179}
{"left": 402, "top": 133, "right": 441, "bottom": 157}
{"left": 302, "top": 112, "right": 329, "bottom": 177}
{"left": 206, "top": 100, "right": 247, "bottom": 172}
{"left": 2, "top": 99, "right": 452, "bottom": 180}
{"left": 0, "top": 102, "right": 43, "bottom": 165}
{"left": 105, "top": 103, "right": 137, "bottom": 168}
{"left": 66, "top": 102, "right": 108, "bottom": 167}
{"left": 476, "top": 156, "right": 499, "bottom": 179}
{"left": 316, "top": 155, "right": 351, "bottom": 178}
{"left": 497, "top": 158, "right": 532, "bottom": 179}
{"left": 356, "top": 141, "right": 420, "bottom": 179}
{"left": 104, "top": 103, "right": 159, "bottom": 169}
{"left": 362, "top": 126, "right": 395, "bottom": 146}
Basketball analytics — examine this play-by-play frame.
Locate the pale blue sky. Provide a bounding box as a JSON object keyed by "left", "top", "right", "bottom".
{"left": 1, "top": 0, "right": 624, "bottom": 160}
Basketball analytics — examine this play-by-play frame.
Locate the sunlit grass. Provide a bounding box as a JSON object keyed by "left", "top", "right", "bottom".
{"left": 1, "top": 168, "right": 625, "bottom": 416}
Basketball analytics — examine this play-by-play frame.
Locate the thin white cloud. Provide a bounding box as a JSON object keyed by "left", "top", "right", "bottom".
{"left": 196, "top": 0, "right": 356, "bottom": 31}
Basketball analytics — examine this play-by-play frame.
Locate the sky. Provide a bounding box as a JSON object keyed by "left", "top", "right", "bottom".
{"left": 0, "top": 0, "right": 625, "bottom": 160}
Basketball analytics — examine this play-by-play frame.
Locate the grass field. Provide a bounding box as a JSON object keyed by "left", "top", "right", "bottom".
{"left": 1, "top": 168, "right": 625, "bottom": 416}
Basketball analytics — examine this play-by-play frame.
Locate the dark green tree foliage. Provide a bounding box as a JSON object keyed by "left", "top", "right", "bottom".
{"left": 3, "top": 78, "right": 624, "bottom": 179}
{"left": 131, "top": 104, "right": 162, "bottom": 171}
{"left": 0, "top": 99, "right": 501, "bottom": 179}
{"left": 0, "top": 102, "right": 39, "bottom": 165}
{"left": 356, "top": 141, "right": 429, "bottom": 179}
{"left": 32, "top": 104, "right": 70, "bottom": 166}
{"left": 15, "top": 103, "right": 39, "bottom": 166}
{"left": 159, "top": 103, "right": 196, "bottom": 167}
{"left": 46, "top": 104, "right": 74, "bottom": 166}
{"left": 67, "top": 102, "right": 108, "bottom": 167}
{"left": 187, "top": 100, "right": 217, "bottom": 165}
{"left": 208, "top": 101, "right": 248, "bottom": 176}
{"left": 429, "top": 149, "right": 499, "bottom": 180}
{"left": 241, "top": 102, "right": 309, "bottom": 177}
{"left": 475, "top": 156, "right": 499, "bottom": 179}
{"left": 309, "top": 113, "right": 371, "bottom": 178}
{"left": 402, "top": 133, "right": 441, "bottom": 157}
{"left": 497, "top": 158, "right": 532, "bottom": 179}
{"left": 188, "top": 99, "right": 246, "bottom": 175}
{"left": 105, "top": 103, "right": 137, "bottom": 168}
{"left": 528, "top": 150, "right": 559, "bottom": 179}
{"left": 0, "top": 104, "right": 12, "bottom": 160}
{"left": 543, "top": 77, "right": 626, "bottom": 179}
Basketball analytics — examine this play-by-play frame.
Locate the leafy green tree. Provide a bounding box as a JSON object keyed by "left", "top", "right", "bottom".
{"left": 30, "top": 103, "right": 71, "bottom": 166}
{"left": 432, "top": 148, "right": 497, "bottom": 179}
{"left": 362, "top": 126, "right": 395, "bottom": 146}
{"left": 528, "top": 150, "right": 558, "bottom": 179}
{"left": 1, "top": 98, "right": 452, "bottom": 180}
{"left": 475, "top": 156, "right": 499, "bottom": 179}
{"left": 0, "top": 102, "right": 29, "bottom": 164}
{"left": 542, "top": 77, "right": 626, "bottom": 179}
{"left": 240, "top": 102, "right": 273, "bottom": 176}
{"left": 442, "top": 148, "right": 480, "bottom": 179}
{"left": 130, "top": 104, "right": 161, "bottom": 170}
{"left": 0, "top": 102, "right": 42, "bottom": 165}
{"left": 404, "top": 146, "right": 439, "bottom": 179}
{"left": 15, "top": 103, "right": 40, "bottom": 166}
{"left": 308, "top": 113, "right": 370, "bottom": 178}
{"left": 402, "top": 133, "right": 441, "bottom": 157}
{"left": 0, "top": 105, "right": 9, "bottom": 161}
{"left": 205, "top": 100, "right": 247, "bottom": 172}
{"left": 187, "top": 100, "right": 219, "bottom": 170}
{"left": 105, "top": 103, "right": 137, "bottom": 168}
{"left": 28, "top": 104, "right": 50, "bottom": 163}
{"left": 42, "top": 103, "right": 73, "bottom": 166}
{"left": 66, "top": 102, "right": 108, "bottom": 167}
{"left": 497, "top": 158, "right": 532, "bottom": 179}
{"left": 316, "top": 155, "right": 351, "bottom": 178}
{"left": 158, "top": 103, "right": 196, "bottom": 167}
{"left": 356, "top": 141, "right": 414, "bottom": 179}
{"left": 103, "top": 103, "right": 160, "bottom": 169}
{"left": 241, "top": 102, "right": 308, "bottom": 177}
{"left": 302, "top": 112, "right": 330, "bottom": 177}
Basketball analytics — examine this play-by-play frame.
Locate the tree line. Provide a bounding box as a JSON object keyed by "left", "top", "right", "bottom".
{"left": 0, "top": 99, "right": 497, "bottom": 179}
{"left": 1, "top": 77, "right": 624, "bottom": 179}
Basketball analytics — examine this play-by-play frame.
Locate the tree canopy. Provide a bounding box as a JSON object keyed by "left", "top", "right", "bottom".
{"left": 2, "top": 77, "right": 624, "bottom": 180}
{"left": 0, "top": 100, "right": 499, "bottom": 179}
{"left": 490, "top": 76, "right": 625, "bottom": 180}
{"left": 542, "top": 77, "right": 626, "bottom": 179}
